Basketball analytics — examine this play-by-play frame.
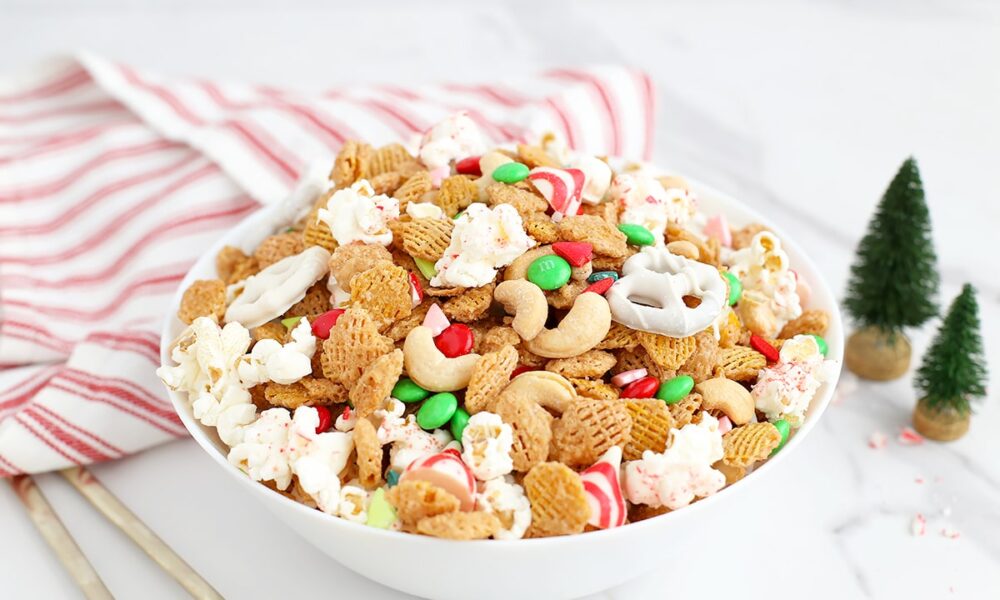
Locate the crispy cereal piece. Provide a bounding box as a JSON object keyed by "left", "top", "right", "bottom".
{"left": 494, "top": 391, "right": 553, "bottom": 472}
{"left": 386, "top": 480, "right": 460, "bottom": 526}
{"left": 321, "top": 307, "right": 394, "bottom": 388}
{"left": 443, "top": 283, "right": 495, "bottom": 323}
{"left": 628, "top": 503, "right": 670, "bottom": 523}
{"left": 596, "top": 322, "right": 640, "bottom": 351}
{"left": 523, "top": 462, "right": 590, "bottom": 537}
{"left": 518, "top": 347, "right": 548, "bottom": 368}
{"left": 579, "top": 199, "right": 618, "bottom": 225}
{"left": 251, "top": 321, "right": 287, "bottom": 344}
{"left": 476, "top": 326, "right": 521, "bottom": 354}
{"left": 717, "top": 307, "right": 743, "bottom": 349}
{"left": 668, "top": 392, "right": 703, "bottom": 428}
{"left": 611, "top": 347, "right": 675, "bottom": 381}
{"left": 737, "top": 291, "right": 779, "bottom": 338}
{"left": 516, "top": 144, "right": 560, "bottom": 169}
{"left": 523, "top": 214, "right": 560, "bottom": 244}
{"left": 722, "top": 422, "right": 782, "bottom": 467}
{"left": 465, "top": 345, "right": 519, "bottom": 414}
{"left": 353, "top": 417, "right": 383, "bottom": 490}
{"left": 177, "top": 279, "right": 226, "bottom": 324}
{"left": 287, "top": 281, "right": 331, "bottom": 317}
{"left": 591, "top": 251, "right": 634, "bottom": 272}
{"left": 349, "top": 262, "right": 413, "bottom": 330}
{"left": 330, "top": 140, "right": 374, "bottom": 187}
{"left": 623, "top": 398, "right": 674, "bottom": 460}
{"left": 569, "top": 377, "right": 620, "bottom": 401}
{"left": 393, "top": 170, "right": 433, "bottom": 210}
{"left": 678, "top": 330, "right": 720, "bottom": 383}
{"left": 545, "top": 279, "right": 587, "bottom": 310}
{"left": 416, "top": 511, "right": 501, "bottom": 540}
{"left": 717, "top": 346, "right": 766, "bottom": 382}
{"left": 550, "top": 398, "right": 632, "bottom": 467}
{"left": 779, "top": 309, "right": 830, "bottom": 339}
{"left": 302, "top": 208, "right": 338, "bottom": 253}
{"left": 300, "top": 377, "right": 348, "bottom": 403}
{"left": 435, "top": 175, "right": 478, "bottom": 217}
{"left": 638, "top": 332, "right": 698, "bottom": 370}
{"left": 713, "top": 460, "right": 746, "bottom": 485}
{"left": 349, "top": 349, "right": 404, "bottom": 419}
{"left": 368, "top": 171, "right": 404, "bottom": 196}
{"left": 397, "top": 218, "right": 455, "bottom": 261}
{"left": 545, "top": 350, "right": 616, "bottom": 379}
{"left": 424, "top": 285, "right": 466, "bottom": 298}
{"left": 558, "top": 215, "right": 628, "bottom": 258}
{"left": 370, "top": 143, "right": 419, "bottom": 178}
{"left": 486, "top": 182, "right": 548, "bottom": 218}
{"left": 327, "top": 243, "right": 393, "bottom": 292}
{"left": 254, "top": 232, "right": 305, "bottom": 269}
{"left": 384, "top": 300, "right": 433, "bottom": 342}
{"left": 264, "top": 377, "right": 345, "bottom": 409}
{"left": 216, "top": 246, "right": 250, "bottom": 284}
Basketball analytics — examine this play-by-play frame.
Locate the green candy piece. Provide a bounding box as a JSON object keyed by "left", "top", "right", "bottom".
{"left": 810, "top": 334, "right": 829, "bottom": 357}
{"left": 280, "top": 316, "right": 302, "bottom": 329}
{"left": 392, "top": 377, "right": 430, "bottom": 404}
{"left": 723, "top": 272, "right": 743, "bottom": 306}
{"left": 770, "top": 419, "right": 791, "bottom": 456}
{"left": 450, "top": 407, "right": 470, "bottom": 442}
{"left": 617, "top": 223, "right": 656, "bottom": 246}
{"left": 366, "top": 488, "right": 397, "bottom": 529}
{"left": 386, "top": 470, "right": 400, "bottom": 487}
{"left": 414, "top": 257, "right": 437, "bottom": 280}
{"left": 526, "top": 255, "right": 572, "bottom": 290}
{"left": 655, "top": 375, "right": 694, "bottom": 405}
{"left": 417, "top": 392, "right": 458, "bottom": 430}
{"left": 587, "top": 271, "right": 619, "bottom": 284}
{"left": 491, "top": 162, "right": 530, "bottom": 183}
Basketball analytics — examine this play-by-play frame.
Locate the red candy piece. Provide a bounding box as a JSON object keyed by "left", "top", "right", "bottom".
{"left": 314, "top": 406, "right": 332, "bottom": 434}
{"left": 311, "top": 308, "right": 346, "bottom": 340}
{"left": 434, "top": 323, "right": 474, "bottom": 358}
{"left": 408, "top": 272, "right": 424, "bottom": 305}
{"left": 582, "top": 278, "right": 614, "bottom": 296}
{"left": 750, "top": 334, "right": 780, "bottom": 363}
{"left": 510, "top": 365, "right": 540, "bottom": 379}
{"left": 455, "top": 156, "right": 482, "bottom": 176}
{"left": 621, "top": 376, "right": 659, "bottom": 399}
{"left": 528, "top": 167, "right": 585, "bottom": 217}
{"left": 552, "top": 241, "right": 593, "bottom": 267}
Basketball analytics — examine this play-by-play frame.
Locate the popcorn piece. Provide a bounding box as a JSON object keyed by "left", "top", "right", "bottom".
{"left": 752, "top": 335, "right": 838, "bottom": 426}
{"left": 477, "top": 476, "right": 531, "bottom": 540}
{"left": 289, "top": 408, "right": 354, "bottom": 514}
{"left": 610, "top": 173, "right": 696, "bottom": 245}
{"left": 568, "top": 155, "right": 612, "bottom": 205}
{"left": 431, "top": 203, "right": 535, "bottom": 288}
{"left": 461, "top": 412, "right": 514, "bottom": 481}
{"left": 418, "top": 111, "right": 487, "bottom": 170}
{"left": 317, "top": 180, "right": 400, "bottom": 247}
{"left": 623, "top": 412, "right": 726, "bottom": 510}
{"left": 726, "top": 231, "right": 802, "bottom": 328}
{"left": 228, "top": 408, "right": 295, "bottom": 489}
{"left": 338, "top": 485, "right": 370, "bottom": 523}
{"left": 237, "top": 318, "right": 316, "bottom": 386}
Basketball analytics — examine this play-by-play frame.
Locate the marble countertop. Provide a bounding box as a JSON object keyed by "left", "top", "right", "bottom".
{"left": 1, "top": 1, "right": 998, "bottom": 598}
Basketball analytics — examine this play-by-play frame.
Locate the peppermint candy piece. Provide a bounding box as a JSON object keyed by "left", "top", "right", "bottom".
{"left": 528, "top": 167, "right": 585, "bottom": 219}
{"left": 580, "top": 446, "right": 626, "bottom": 529}
{"left": 400, "top": 448, "right": 477, "bottom": 511}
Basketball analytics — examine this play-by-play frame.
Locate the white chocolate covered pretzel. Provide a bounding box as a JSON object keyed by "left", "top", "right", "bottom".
{"left": 225, "top": 246, "right": 330, "bottom": 328}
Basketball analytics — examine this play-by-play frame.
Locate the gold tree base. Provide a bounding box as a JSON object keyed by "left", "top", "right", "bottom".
{"left": 912, "top": 399, "right": 970, "bottom": 442}
{"left": 845, "top": 327, "right": 911, "bottom": 381}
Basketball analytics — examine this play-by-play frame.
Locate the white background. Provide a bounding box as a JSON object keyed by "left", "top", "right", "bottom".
{"left": 1, "top": 1, "right": 999, "bottom": 598}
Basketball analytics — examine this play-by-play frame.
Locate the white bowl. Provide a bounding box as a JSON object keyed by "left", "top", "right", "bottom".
{"left": 159, "top": 176, "right": 844, "bottom": 600}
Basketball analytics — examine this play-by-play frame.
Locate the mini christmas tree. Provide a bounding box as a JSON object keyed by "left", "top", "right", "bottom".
{"left": 912, "top": 284, "right": 987, "bottom": 440}
{"left": 844, "top": 157, "right": 940, "bottom": 380}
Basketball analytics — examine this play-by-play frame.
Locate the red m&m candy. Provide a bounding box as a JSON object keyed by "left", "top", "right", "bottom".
{"left": 455, "top": 156, "right": 482, "bottom": 176}
{"left": 434, "top": 323, "right": 474, "bottom": 358}
{"left": 621, "top": 376, "right": 660, "bottom": 398}
{"left": 311, "top": 308, "right": 345, "bottom": 340}
{"left": 750, "top": 334, "right": 780, "bottom": 363}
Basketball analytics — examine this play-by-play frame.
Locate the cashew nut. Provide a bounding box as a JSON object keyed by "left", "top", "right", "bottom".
{"left": 403, "top": 326, "right": 481, "bottom": 392}
{"left": 504, "top": 370, "right": 577, "bottom": 414}
{"left": 694, "top": 377, "right": 755, "bottom": 425}
{"left": 503, "top": 245, "right": 554, "bottom": 281}
{"left": 225, "top": 246, "right": 330, "bottom": 328}
{"left": 523, "top": 292, "right": 611, "bottom": 359}
{"left": 735, "top": 290, "right": 779, "bottom": 338}
{"left": 666, "top": 240, "right": 699, "bottom": 260}
{"left": 494, "top": 280, "right": 547, "bottom": 341}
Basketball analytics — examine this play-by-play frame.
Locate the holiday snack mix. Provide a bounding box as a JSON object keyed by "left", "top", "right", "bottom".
{"left": 158, "top": 112, "right": 839, "bottom": 539}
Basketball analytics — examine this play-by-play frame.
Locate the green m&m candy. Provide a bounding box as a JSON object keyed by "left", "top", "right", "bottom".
{"left": 723, "top": 271, "right": 742, "bottom": 306}
{"left": 526, "top": 255, "right": 572, "bottom": 290}
{"left": 413, "top": 257, "right": 437, "bottom": 280}
{"left": 770, "top": 419, "right": 791, "bottom": 456}
{"left": 392, "top": 377, "right": 430, "bottom": 404}
{"left": 450, "top": 407, "right": 470, "bottom": 443}
{"left": 366, "top": 488, "right": 397, "bottom": 529}
{"left": 810, "top": 334, "right": 829, "bottom": 357}
{"left": 617, "top": 223, "right": 655, "bottom": 246}
{"left": 417, "top": 392, "right": 458, "bottom": 430}
{"left": 587, "top": 270, "right": 619, "bottom": 284}
{"left": 655, "top": 375, "right": 695, "bottom": 405}
{"left": 491, "top": 162, "right": 530, "bottom": 183}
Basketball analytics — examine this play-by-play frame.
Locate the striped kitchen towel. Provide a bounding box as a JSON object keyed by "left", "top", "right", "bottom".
{"left": 0, "top": 52, "right": 655, "bottom": 476}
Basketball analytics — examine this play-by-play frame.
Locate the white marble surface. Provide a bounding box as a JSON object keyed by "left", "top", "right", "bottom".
{"left": 2, "top": 1, "right": 999, "bottom": 598}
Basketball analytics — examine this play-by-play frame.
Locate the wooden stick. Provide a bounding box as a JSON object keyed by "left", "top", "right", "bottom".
{"left": 59, "top": 467, "right": 223, "bottom": 600}
{"left": 9, "top": 475, "right": 113, "bottom": 600}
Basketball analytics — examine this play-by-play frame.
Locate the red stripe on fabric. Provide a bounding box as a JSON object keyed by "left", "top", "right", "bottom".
{"left": 0, "top": 160, "right": 216, "bottom": 256}
{"left": 0, "top": 68, "right": 90, "bottom": 104}
{"left": 0, "top": 365, "right": 61, "bottom": 403}
{"left": 359, "top": 98, "right": 426, "bottom": 135}
{"left": 0, "top": 140, "right": 185, "bottom": 204}
{"left": 224, "top": 120, "right": 299, "bottom": 181}
{"left": 14, "top": 415, "right": 83, "bottom": 465}
{"left": 34, "top": 404, "right": 125, "bottom": 456}
{"left": 547, "top": 69, "right": 622, "bottom": 156}
{"left": 23, "top": 408, "right": 113, "bottom": 462}
{"left": 56, "top": 369, "right": 183, "bottom": 427}
{"left": 2, "top": 196, "right": 256, "bottom": 286}
{"left": 3, "top": 271, "right": 185, "bottom": 321}
{"left": 48, "top": 381, "right": 182, "bottom": 436}
{"left": 0, "top": 119, "right": 136, "bottom": 160}
{"left": 0, "top": 100, "right": 123, "bottom": 124}
{"left": 86, "top": 331, "right": 160, "bottom": 357}
{"left": 0, "top": 453, "right": 22, "bottom": 477}
{"left": 545, "top": 97, "right": 577, "bottom": 150}
{"left": 636, "top": 70, "right": 655, "bottom": 161}
{"left": 441, "top": 84, "right": 529, "bottom": 108}
{"left": 0, "top": 321, "right": 74, "bottom": 354}
{"left": 0, "top": 368, "right": 61, "bottom": 420}
{"left": 119, "top": 64, "right": 204, "bottom": 125}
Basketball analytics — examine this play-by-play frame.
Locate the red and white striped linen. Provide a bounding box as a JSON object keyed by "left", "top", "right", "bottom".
{"left": 0, "top": 53, "right": 656, "bottom": 476}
